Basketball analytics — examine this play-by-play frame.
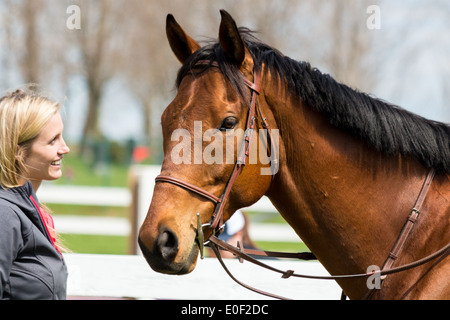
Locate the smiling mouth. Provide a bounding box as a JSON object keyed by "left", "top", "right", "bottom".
{"left": 51, "top": 160, "right": 61, "bottom": 166}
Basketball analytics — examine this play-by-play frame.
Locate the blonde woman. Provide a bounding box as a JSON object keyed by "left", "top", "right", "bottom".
{"left": 0, "top": 89, "right": 70, "bottom": 300}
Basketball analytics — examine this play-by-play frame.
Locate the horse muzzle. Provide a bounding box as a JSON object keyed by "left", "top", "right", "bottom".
{"left": 138, "top": 227, "right": 199, "bottom": 275}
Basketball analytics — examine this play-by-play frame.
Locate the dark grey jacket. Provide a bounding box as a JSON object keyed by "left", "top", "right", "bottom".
{"left": 0, "top": 182, "right": 67, "bottom": 300}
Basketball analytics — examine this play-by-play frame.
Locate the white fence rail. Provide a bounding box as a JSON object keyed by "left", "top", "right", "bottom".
{"left": 37, "top": 184, "right": 131, "bottom": 207}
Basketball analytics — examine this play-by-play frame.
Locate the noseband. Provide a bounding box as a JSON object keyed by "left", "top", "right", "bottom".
{"left": 155, "top": 61, "right": 274, "bottom": 256}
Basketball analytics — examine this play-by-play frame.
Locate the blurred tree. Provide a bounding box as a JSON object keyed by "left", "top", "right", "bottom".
{"left": 1, "top": 0, "right": 43, "bottom": 85}
{"left": 296, "top": 0, "right": 381, "bottom": 93}
{"left": 0, "top": 0, "right": 72, "bottom": 95}
{"left": 120, "top": 0, "right": 310, "bottom": 144}
{"left": 75, "top": 0, "right": 117, "bottom": 156}
{"left": 21, "top": 0, "right": 42, "bottom": 84}
{"left": 120, "top": 0, "right": 176, "bottom": 143}
{"left": 0, "top": 0, "right": 447, "bottom": 152}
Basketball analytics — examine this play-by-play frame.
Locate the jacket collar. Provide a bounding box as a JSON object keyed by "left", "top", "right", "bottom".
{"left": 0, "top": 182, "right": 48, "bottom": 238}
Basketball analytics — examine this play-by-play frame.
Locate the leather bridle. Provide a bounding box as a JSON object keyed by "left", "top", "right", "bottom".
{"left": 155, "top": 60, "right": 275, "bottom": 253}
{"left": 209, "top": 167, "right": 449, "bottom": 300}
{"left": 153, "top": 61, "right": 449, "bottom": 300}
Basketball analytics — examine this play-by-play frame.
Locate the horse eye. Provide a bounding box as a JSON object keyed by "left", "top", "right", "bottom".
{"left": 220, "top": 117, "right": 238, "bottom": 131}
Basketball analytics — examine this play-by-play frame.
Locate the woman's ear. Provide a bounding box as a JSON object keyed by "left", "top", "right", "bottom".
{"left": 15, "top": 144, "right": 28, "bottom": 172}
{"left": 16, "top": 145, "right": 24, "bottom": 161}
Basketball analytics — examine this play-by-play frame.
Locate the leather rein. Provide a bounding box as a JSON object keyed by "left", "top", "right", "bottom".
{"left": 154, "top": 61, "right": 450, "bottom": 300}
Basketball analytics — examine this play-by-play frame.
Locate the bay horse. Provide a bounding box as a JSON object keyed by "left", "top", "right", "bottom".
{"left": 138, "top": 10, "right": 450, "bottom": 299}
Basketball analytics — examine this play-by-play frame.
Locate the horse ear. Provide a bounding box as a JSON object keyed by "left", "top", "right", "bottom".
{"left": 219, "top": 10, "right": 245, "bottom": 66}
{"left": 166, "top": 14, "right": 201, "bottom": 64}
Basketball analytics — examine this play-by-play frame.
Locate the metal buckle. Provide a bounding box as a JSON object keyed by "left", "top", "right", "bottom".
{"left": 196, "top": 213, "right": 208, "bottom": 259}
{"left": 196, "top": 213, "right": 226, "bottom": 259}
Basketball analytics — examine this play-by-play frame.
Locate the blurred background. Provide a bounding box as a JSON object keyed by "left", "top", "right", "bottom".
{"left": 1, "top": 0, "right": 449, "bottom": 255}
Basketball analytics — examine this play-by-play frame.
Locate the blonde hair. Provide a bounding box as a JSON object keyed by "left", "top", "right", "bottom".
{"left": 0, "top": 88, "right": 61, "bottom": 188}
{"left": 0, "top": 88, "right": 68, "bottom": 252}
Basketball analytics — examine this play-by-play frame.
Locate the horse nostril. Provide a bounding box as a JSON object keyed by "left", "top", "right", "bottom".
{"left": 156, "top": 229, "right": 178, "bottom": 260}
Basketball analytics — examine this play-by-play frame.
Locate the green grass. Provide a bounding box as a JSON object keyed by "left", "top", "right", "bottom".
{"left": 57, "top": 151, "right": 130, "bottom": 187}
{"left": 254, "top": 241, "right": 309, "bottom": 253}
{"left": 61, "top": 234, "right": 129, "bottom": 255}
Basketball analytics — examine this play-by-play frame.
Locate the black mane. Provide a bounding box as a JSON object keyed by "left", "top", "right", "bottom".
{"left": 176, "top": 29, "right": 450, "bottom": 173}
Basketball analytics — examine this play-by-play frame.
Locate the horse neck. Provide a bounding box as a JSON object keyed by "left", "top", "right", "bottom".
{"left": 262, "top": 81, "right": 428, "bottom": 298}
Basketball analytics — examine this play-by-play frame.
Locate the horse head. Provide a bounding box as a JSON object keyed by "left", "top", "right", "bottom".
{"left": 138, "top": 10, "right": 276, "bottom": 274}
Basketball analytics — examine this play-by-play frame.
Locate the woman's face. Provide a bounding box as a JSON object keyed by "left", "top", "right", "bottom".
{"left": 22, "top": 112, "right": 70, "bottom": 187}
